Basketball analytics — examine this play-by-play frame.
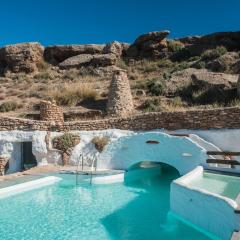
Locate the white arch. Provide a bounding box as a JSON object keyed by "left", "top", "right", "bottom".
{"left": 98, "top": 132, "right": 208, "bottom": 175}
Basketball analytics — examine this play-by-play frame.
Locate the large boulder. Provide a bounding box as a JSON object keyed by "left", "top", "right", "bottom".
{"left": 59, "top": 54, "right": 93, "bottom": 68}
{"left": 59, "top": 53, "right": 116, "bottom": 69}
{"left": 166, "top": 68, "right": 238, "bottom": 94}
{"left": 103, "top": 41, "right": 129, "bottom": 57}
{"left": 91, "top": 54, "right": 117, "bottom": 67}
{"left": 44, "top": 44, "right": 105, "bottom": 65}
{"left": 1, "top": 42, "right": 44, "bottom": 74}
{"left": 191, "top": 70, "right": 238, "bottom": 88}
{"left": 134, "top": 31, "right": 170, "bottom": 45}
{"left": 126, "top": 30, "right": 170, "bottom": 58}
{"left": 206, "top": 52, "right": 240, "bottom": 73}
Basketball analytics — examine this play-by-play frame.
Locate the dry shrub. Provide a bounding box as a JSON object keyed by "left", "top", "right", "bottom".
{"left": 52, "top": 133, "right": 80, "bottom": 152}
{"left": 0, "top": 101, "right": 23, "bottom": 112}
{"left": 46, "top": 82, "right": 98, "bottom": 106}
{"left": 91, "top": 136, "right": 109, "bottom": 152}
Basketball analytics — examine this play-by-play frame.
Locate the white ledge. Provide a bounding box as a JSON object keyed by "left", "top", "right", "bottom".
{"left": 0, "top": 176, "right": 62, "bottom": 199}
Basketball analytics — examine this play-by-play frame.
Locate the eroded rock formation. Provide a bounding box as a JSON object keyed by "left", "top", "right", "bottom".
{"left": 126, "top": 30, "right": 170, "bottom": 58}
{"left": 0, "top": 42, "right": 44, "bottom": 74}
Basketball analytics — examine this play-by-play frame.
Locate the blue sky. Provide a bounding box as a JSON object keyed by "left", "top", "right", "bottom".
{"left": 0, "top": 0, "right": 240, "bottom": 46}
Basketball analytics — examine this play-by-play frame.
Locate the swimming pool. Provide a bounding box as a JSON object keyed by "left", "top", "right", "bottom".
{"left": 188, "top": 171, "right": 240, "bottom": 200}
{"left": 0, "top": 167, "right": 218, "bottom": 240}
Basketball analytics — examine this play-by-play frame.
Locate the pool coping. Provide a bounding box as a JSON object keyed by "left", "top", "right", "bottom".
{"left": 0, "top": 176, "right": 62, "bottom": 199}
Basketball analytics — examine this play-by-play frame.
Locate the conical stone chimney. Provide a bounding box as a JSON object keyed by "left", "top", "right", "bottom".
{"left": 107, "top": 69, "right": 134, "bottom": 117}
{"left": 237, "top": 74, "right": 240, "bottom": 98}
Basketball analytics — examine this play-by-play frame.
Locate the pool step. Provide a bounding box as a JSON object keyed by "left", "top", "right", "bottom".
{"left": 231, "top": 231, "right": 240, "bottom": 240}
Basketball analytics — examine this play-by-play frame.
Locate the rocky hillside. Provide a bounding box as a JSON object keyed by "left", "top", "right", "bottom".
{"left": 0, "top": 30, "right": 240, "bottom": 118}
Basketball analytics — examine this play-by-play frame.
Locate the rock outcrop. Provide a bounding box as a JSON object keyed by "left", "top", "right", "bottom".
{"left": 178, "top": 31, "right": 240, "bottom": 56}
{"left": 126, "top": 30, "right": 170, "bottom": 58}
{"left": 0, "top": 42, "right": 44, "bottom": 74}
{"left": 206, "top": 52, "right": 240, "bottom": 72}
{"left": 107, "top": 70, "right": 134, "bottom": 117}
{"left": 166, "top": 68, "right": 239, "bottom": 94}
{"left": 44, "top": 44, "right": 105, "bottom": 65}
{"left": 191, "top": 70, "right": 238, "bottom": 88}
{"left": 103, "top": 41, "right": 129, "bottom": 57}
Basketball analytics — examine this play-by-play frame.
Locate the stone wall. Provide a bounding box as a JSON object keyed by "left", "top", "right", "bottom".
{"left": 0, "top": 107, "right": 240, "bottom": 131}
{"left": 40, "top": 100, "right": 64, "bottom": 123}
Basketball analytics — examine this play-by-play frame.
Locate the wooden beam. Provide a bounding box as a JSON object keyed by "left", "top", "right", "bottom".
{"left": 207, "top": 151, "right": 240, "bottom": 156}
{"left": 206, "top": 159, "right": 240, "bottom": 165}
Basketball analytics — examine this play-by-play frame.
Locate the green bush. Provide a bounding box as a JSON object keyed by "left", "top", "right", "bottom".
{"left": 0, "top": 101, "right": 22, "bottom": 112}
{"left": 52, "top": 133, "right": 80, "bottom": 152}
{"left": 143, "top": 98, "right": 160, "bottom": 112}
{"left": 147, "top": 79, "right": 166, "bottom": 96}
{"left": 195, "top": 61, "right": 206, "bottom": 69}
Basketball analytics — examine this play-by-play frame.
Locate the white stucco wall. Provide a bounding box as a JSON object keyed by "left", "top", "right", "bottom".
{"left": 171, "top": 166, "right": 240, "bottom": 240}
{"left": 173, "top": 129, "right": 240, "bottom": 161}
{"left": 0, "top": 128, "right": 239, "bottom": 175}
{"left": 0, "top": 131, "right": 48, "bottom": 172}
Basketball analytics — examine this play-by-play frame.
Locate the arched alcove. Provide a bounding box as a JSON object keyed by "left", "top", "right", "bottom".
{"left": 98, "top": 132, "right": 207, "bottom": 175}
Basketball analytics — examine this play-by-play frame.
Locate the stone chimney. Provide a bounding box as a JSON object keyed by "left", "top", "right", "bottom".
{"left": 107, "top": 69, "right": 134, "bottom": 117}
{"left": 238, "top": 75, "right": 240, "bottom": 98}
{"left": 40, "top": 100, "right": 64, "bottom": 123}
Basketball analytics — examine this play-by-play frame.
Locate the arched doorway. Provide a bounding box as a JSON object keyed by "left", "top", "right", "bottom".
{"left": 125, "top": 161, "right": 180, "bottom": 184}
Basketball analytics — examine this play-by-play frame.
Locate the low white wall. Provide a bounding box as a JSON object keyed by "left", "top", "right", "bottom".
{"left": 171, "top": 166, "right": 240, "bottom": 240}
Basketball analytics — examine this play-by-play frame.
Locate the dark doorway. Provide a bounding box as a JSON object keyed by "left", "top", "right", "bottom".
{"left": 21, "top": 142, "right": 37, "bottom": 170}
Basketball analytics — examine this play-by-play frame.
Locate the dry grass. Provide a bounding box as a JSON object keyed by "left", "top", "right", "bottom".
{"left": 46, "top": 82, "right": 98, "bottom": 106}
{"left": 91, "top": 136, "right": 109, "bottom": 152}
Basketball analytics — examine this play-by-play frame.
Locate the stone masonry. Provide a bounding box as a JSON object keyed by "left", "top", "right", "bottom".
{"left": 0, "top": 107, "right": 240, "bottom": 131}
{"left": 237, "top": 75, "right": 240, "bottom": 98}
{"left": 107, "top": 69, "right": 134, "bottom": 117}
{"left": 40, "top": 100, "right": 64, "bottom": 123}
{"left": 0, "top": 156, "right": 9, "bottom": 176}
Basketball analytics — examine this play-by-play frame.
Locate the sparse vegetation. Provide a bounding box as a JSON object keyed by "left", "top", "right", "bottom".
{"left": 168, "top": 40, "right": 185, "bottom": 52}
{"left": 147, "top": 79, "right": 166, "bottom": 96}
{"left": 46, "top": 83, "right": 98, "bottom": 106}
{"left": 201, "top": 46, "right": 227, "bottom": 60}
{"left": 0, "top": 101, "right": 22, "bottom": 112}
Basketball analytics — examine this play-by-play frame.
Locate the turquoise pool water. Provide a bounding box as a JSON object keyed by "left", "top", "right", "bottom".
{"left": 188, "top": 171, "right": 240, "bottom": 200}
{"left": 0, "top": 167, "right": 217, "bottom": 240}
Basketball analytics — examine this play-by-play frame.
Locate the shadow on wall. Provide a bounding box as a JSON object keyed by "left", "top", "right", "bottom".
{"left": 101, "top": 165, "right": 210, "bottom": 240}
{"left": 98, "top": 132, "right": 208, "bottom": 175}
